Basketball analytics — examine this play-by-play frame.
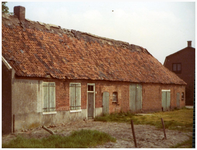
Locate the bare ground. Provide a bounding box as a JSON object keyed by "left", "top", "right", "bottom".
{"left": 2, "top": 120, "right": 192, "bottom": 148}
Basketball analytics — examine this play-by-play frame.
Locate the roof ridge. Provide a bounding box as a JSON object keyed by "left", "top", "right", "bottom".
{"left": 2, "top": 13, "right": 186, "bottom": 85}
{"left": 166, "top": 46, "right": 195, "bottom": 58}
{"left": 2, "top": 13, "right": 149, "bottom": 53}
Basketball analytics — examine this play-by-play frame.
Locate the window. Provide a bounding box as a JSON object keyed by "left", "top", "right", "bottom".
{"left": 112, "top": 92, "right": 118, "bottom": 103}
{"left": 181, "top": 92, "right": 184, "bottom": 101}
{"left": 70, "top": 83, "right": 81, "bottom": 110}
{"left": 43, "top": 82, "right": 56, "bottom": 112}
{"left": 88, "top": 85, "right": 94, "bottom": 91}
{"left": 172, "top": 63, "right": 181, "bottom": 73}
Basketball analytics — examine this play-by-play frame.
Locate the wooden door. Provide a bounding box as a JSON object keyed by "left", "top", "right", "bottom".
{"left": 103, "top": 92, "right": 109, "bottom": 114}
{"left": 162, "top": 90, "right": 171, "bottom": 111}
{"left": 129, "top": 84, "right": 136, "bottom": 111}
{"left": 129, "top": 84, "right": 142, "bottom": 112}
{"left": 88, "top": 93, "right": 94, "bottom": 118}
{"left": 166, "top": 91, "right": 171, "bottom": 110}
{"left": 177, "top": 93, "right": 180, "bottom": 109}
{"left": 87, "top": 84, "right": 95, "bottom": 118}
{"left": 162, "top": 91, "right": 167, "bottom": 111}
{"left": 136, "top": 84, "right": 142, "bottom": 111}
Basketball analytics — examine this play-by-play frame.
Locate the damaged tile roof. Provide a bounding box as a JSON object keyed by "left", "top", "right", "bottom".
{"left": 2, "top": 13, "right": 186, "bottom": 85}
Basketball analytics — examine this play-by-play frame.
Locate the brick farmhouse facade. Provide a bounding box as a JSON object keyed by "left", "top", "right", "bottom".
{"left": 2, "top": 6, "right": 186, "bottom": 134}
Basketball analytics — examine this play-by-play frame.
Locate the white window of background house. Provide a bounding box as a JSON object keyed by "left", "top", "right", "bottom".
{"left": 43, "top": 82, "right": 56, "bottom": 113}
{"left": 69, "top": 83, "right": 81, "bottom": 111}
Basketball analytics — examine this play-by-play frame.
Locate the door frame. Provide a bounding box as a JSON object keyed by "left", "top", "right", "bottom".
{"left": 87, "top": 83, "right": 95, "bottom": 119}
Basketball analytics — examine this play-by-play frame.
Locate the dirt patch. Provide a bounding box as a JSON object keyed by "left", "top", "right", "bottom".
{"left": 2, "top": 120, "right": 192, "bottom": 148}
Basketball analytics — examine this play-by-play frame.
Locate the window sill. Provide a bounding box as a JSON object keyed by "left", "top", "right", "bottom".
{"left": 112, "top": 101, "right": 119, "bottom": 105}
{"left": 43, "top": 111, "right": 57, "bottom": 115}
{"left": 70, "top": 109, "right": 82, "bottom": 113}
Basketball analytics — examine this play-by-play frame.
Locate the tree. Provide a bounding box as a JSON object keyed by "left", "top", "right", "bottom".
{"left": 2, "top": 2, "right": 9, "bottom": 13}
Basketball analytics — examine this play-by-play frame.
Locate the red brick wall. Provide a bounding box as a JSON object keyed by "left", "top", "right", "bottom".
{"left": 54, "top": 80, "right": 87, "bottom": 111}
{"left": 54, "top": 80, "right": 131, "bottom": 113}
{"left": 142, "top": 84, "right": 185, "bottom": 112}
{"left": 164, "top": 47, "right": 195, "bottom": 105}
{"left": 95, "top": 81, "right": 130, "bottom": 113}
{"left": 55, "top": 81, "right": 69, "bottom": 111}
{"left": 142, "top": 84, "right": 161, "bottom": 112}
{"left": 25, "top": 78, "right": 185, "bottom": 113}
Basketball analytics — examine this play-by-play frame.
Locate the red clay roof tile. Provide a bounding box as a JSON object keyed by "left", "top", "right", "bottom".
{"left": 2, "top": 14, "right": 186, "bottom": 85}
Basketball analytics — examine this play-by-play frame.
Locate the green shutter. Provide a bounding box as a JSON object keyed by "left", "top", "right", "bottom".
{"left": 43, "top": 82, "right": 56, "bottom": 112}
{"left": 162, "top": 91, "right": 166, "bottom": 111}
{"left": 103, "top": 92, "right": 109, "bottom": 114}
{"left": 136, "top": 84, "right": 142, "bottom": 111}
{"left": 129, "top": 84, "right": 136, "bottom": 111}
{"left": 177, "top": 93, "right": 180, "bottom": 108}
{"left": 76, "top": 84, "right": 81, "bottom": 110}
{"left": 162, "top": 90, "right": 171, "bottom": 111}
{"left": 70, "top": 84, "right": 76, "bottom": 110}
{"left": 43, "top": 82, "right": 48, "bottom": 112}
{"left": 49, "top": 82, "right": 55, "bottom": 112}
{"left": 167, "top": 91, "right": 171, "bottom": 110}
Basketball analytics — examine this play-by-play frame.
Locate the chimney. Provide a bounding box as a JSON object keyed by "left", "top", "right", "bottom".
{"left": 187, "top": 41, "right": 192, "bottom": 47}
{"left": 14, "top": 6, "right": 25, "bottom": 21}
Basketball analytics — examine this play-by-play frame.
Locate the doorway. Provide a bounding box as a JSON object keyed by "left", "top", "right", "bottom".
{"left": 87, "top": 83, "right": 95, "bottom": 118}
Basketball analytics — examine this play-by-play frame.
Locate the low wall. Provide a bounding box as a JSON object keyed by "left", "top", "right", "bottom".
{"left": 14, "top": 109, "right": 88, "bottom": 131}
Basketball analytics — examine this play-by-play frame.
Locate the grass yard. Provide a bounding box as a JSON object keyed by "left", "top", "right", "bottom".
{"left": 94, "top": 107, "right": 193, "bottom": 148}
{"left": 94, "top": 107, "right": 193, "bottom": 132}
{"left": 2, "top": 129, "right": 116, "bottom": 148}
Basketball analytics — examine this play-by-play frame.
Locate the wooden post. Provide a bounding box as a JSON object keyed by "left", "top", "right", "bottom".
{"left": 13, "top": 114, "right": 15, "bottom": 133}
{"left": 131, "top": 120, "right": 137, "bottom": 148}
{"left": 161, "top": 118, "right": 167, "bottom": 139}
{"left": 42, "top": 126, "right": 55, "bottom": 135}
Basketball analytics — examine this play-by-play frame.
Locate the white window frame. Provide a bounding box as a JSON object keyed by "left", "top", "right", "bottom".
{"left": 162, "top": 89, "right": 171, "bottom": 92}
{"left": 42, "top": 82, "right": 56, "bottom": 115}
{"left": 69, "top": 83, "right": 82, "bottom": 112}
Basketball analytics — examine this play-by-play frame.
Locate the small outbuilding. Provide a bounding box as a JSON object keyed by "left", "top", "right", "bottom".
{"left": 2, "top": 6, "right": 186, "bottom": 134}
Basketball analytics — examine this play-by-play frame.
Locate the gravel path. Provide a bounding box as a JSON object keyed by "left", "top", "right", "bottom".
{"left": 2, "top": 120, "right": 192, "bottom": 148}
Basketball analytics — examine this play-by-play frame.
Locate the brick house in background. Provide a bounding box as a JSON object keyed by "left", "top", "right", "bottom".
{"left": 2, "top": 6, "right": 186, "bottom": 134}
{"left": 164, "top": 41, "right": 195, "bottom": 106}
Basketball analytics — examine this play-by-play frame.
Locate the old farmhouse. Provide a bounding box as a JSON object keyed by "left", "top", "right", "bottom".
{"left": 2, "top": 6, "right": 186, "bottom": 134}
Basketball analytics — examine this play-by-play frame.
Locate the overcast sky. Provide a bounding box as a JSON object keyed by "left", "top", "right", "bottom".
{"left": 6, "top": 1, "right": 195, "bottom": 64}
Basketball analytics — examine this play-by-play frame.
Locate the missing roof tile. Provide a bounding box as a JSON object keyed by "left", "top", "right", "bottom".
{"left": 20, "top": 49, "right": 24, "bottom": 53}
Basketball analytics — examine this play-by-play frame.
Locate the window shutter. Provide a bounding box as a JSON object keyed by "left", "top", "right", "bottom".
{"left": 76, "top": 84, "right": 81, "bottom": 110}
{"left": 136, "top": 84, "right": 142, "bottom": 110}
{"left": 167, "top": 91, "right": 171, "bottom": 110}
{"left": 69, "top": 83, "right": 81, "bottom": 110}
{"left": 43, "top": 82, "right": 48, "bottom": 112}
{"left": 70, "top": 84, "right": 76, "bottom": 110}
{"left": 129, "top": 84, "right": 136, "bottom": 111}
{"left": 49, "top": 82, "right": 55, "bottom": 112}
